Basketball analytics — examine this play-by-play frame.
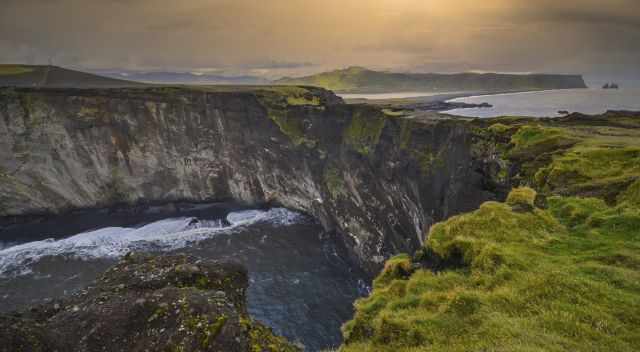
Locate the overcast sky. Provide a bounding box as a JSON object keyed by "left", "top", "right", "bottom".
{"left": 1, "top": 0, "right": 638, "bottom": 80}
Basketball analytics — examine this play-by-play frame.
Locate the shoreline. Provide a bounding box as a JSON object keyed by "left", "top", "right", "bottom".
{"left": 341, "top": 88, "right": 580, "bottom": 107}
{"left": 445, "top": 87, "right": 591, "bottom": 103}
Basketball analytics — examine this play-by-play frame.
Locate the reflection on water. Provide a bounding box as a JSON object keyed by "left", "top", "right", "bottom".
{"left": 446, "top": 88, "right": 640, "bottom": 118}
{"left": 339, "top": 91, "right": 466, "bottom": 100}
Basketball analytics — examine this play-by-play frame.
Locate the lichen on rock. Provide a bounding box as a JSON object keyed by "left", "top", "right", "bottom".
{"left": 0, "top": 253, "right": 299, "bottom": 352}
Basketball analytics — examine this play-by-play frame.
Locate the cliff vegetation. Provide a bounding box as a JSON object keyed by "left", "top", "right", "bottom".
{"left": 341, "top": 113, "right": 640, "bottom": 351}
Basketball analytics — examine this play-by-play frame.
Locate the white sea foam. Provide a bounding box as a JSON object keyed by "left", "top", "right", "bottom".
{"left": 0, "top": 208, "right": 302, "bottom": 278}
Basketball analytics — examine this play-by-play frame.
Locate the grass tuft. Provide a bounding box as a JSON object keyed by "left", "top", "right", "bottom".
{"left": 506, "top": 186, "right": 537, "bottom": 210}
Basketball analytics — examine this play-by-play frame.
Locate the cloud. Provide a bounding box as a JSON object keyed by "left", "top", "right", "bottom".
{"left": 0, "top": 0, "right": 638, "bottom": 79}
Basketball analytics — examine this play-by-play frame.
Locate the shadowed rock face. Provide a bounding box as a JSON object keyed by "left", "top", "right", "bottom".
{"left": 0, "top": 86, "right": 504, "bottom": 274}
{"left": 0, "top": 253, "right": 299, "bottom": 352}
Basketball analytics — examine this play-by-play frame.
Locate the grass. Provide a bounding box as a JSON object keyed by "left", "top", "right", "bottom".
{"left": 618, "top": 179, "right": 640, "bottom": 207}
{"left": 343, "top": 116, "right": 640, "bottom": 351}
{"left": 506, "top": 186, "right": 537, "bottom": 210}
{"left": 258, "top": 86, "right": 321, "bottom": 106}
{"left": 0, "top": 65, "right": 34, "bottom": 75}
{"left": 341, "top": 188, "right": 640, "bottom": 351}
{"left": 535, "top": 146, "right": 640, "bottom": 202}
{"left": 488, "top": 122, "right": 512, "bottom": 134}
{"left": 381, "top": 108, "right": 409, "bottom": 117}
{"left": 509, "top": 125, "right": 578, "bottom": 158}
{"left": 483, "top": 116, "right": 640, "bottom": 204}
{"left": 254, "top": 87, "right": 321, "bottom": 148}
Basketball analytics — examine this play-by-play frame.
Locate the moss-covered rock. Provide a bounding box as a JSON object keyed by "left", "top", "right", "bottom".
{"left": 0, "top": 254, "right": 299, "bottom": 352}
{"left": 343, "top": 108, "right": 386, "bottom": 156}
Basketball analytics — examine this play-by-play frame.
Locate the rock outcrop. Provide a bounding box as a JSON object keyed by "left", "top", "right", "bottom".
{"left": 0, "top": 86, "right": 504, "bottom": 274}
{"left": 0, "top": 253, "right": 299, "bottom": 352}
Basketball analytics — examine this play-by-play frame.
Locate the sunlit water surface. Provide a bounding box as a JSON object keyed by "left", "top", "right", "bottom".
{"left": 446, "top": 88, "right": 640, "bottom": 117}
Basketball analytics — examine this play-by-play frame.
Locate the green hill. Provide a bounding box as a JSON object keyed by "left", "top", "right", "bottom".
{"left": 276, "top": 66, "right": 588, "bottom": 93}
{"left": 0, "top": 64, "right": 145, "bottom": 88}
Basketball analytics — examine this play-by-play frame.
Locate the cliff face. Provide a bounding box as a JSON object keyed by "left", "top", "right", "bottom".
{"left": 0, "top": 86, "right": 503, "bottom": 274}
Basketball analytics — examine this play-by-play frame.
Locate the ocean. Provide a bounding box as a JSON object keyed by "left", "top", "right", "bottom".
{"left": 0, "top": 205, "right": 368, "bottom": 351}
{"left": 445, "top": 88, "right": 640, "bottom": 118}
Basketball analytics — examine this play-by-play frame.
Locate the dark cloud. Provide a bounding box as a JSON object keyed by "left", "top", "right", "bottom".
{"left": 0, "top": 0, "right": 638, "bottom": 79}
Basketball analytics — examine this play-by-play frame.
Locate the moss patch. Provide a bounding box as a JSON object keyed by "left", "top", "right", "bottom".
{"left": 381, "top": 108, "right": 408, "bottom": 117}
{"left": 260, "top": 86, "right": 321, "bottom": 106}
{"left": 344, "top": 109, "right": 386, "bottom": 156}
{"left": 488, "top": 122, "right": 512, "bottom": 135}
{"left": 240, "top": 317, "right": 299, "bottom": 352}
{"left": 255, "top": 87, "right": 319, "bottom": 148}
{"left": 324, "top": 166, "right": 346, "bottom": 200}
{"left": 398, "top": 119, "right": 413, "bottom": 150}
{"left": 506, "top": 187, "right": 537, "bottom": 210}
{"left": 618, "top": 179, "right": 640, "bottom": 207}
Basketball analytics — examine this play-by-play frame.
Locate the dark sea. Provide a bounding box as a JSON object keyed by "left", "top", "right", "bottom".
{"left": 0, "top": 204, "right": 369, "bottom": 351}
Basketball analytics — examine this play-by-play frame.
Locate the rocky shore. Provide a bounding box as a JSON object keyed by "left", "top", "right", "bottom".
{"left": 0, "top": 253, "right": 299, "bottom": 352}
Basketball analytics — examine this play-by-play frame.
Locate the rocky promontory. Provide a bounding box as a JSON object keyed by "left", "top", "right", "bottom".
{"left": 0, "top": 253, "right": 299, "bottom": 352}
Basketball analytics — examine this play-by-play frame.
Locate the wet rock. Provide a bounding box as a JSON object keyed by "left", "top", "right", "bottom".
{"left": 0, "top": 253, "right": 299, "bottom": 352}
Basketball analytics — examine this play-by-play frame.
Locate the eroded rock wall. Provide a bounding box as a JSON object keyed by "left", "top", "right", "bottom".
{"left": 0, "top": 87, "right": 503, "bottom": 274}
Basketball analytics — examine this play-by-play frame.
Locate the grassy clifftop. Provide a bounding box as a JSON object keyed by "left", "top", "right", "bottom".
{"left": 276, "top": 66, "right": 587, "bottom": 93}
{"left": 342, "top": 189, "right": 640, "bottom": 351}
{"left": 341, "top": 113, "right": 640, "bottom": 351}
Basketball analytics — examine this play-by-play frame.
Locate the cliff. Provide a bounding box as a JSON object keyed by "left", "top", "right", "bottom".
{"left": 275, "top": 66, "right": 588, "bottom": 93}
{"left": 0, "top": 86, "right": 504, "bottom": 274}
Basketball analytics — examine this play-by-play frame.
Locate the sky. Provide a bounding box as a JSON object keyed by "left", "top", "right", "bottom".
{"left": 1, "top": 0, "right": 639, "bottom": 82}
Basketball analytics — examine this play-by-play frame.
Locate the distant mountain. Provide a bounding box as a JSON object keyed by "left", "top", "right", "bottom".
{"left": 275, "top": 66, "right": 588, "bottom": 93}
{"left": 93, "top": 70, "right": 269, "bottom": 85}
{"left": 0, "top": 65, "right": 144, "bottom": 88}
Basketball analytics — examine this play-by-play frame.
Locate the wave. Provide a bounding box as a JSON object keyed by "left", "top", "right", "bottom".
{"left": 0, "top": 208, "right": 303, "bottom": 278}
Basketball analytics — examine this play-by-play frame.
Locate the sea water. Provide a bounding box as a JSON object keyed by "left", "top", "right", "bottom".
{"left": 446, "top": 88, "right": 640, "bottom": 118}
{"left": 0, "top": 206, "right": 368, "bottom": 351}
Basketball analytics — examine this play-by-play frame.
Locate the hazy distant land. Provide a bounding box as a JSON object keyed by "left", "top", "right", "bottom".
{"left": 275, "top": 66, "right": 587, "bottom": 94}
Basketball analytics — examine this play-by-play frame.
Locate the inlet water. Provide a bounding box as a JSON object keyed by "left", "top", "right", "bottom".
{"left": 0, "top": 204, "right": 368, "bottom": 351}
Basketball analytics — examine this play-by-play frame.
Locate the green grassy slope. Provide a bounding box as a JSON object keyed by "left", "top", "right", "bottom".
{"left": 276, "top": 67, "right": 587, "bottom": 93}
{"left": 340, "top": 113, "right": 640, "bottom": 351}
